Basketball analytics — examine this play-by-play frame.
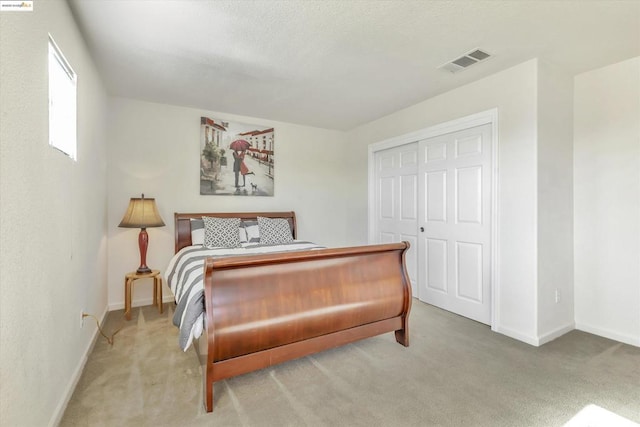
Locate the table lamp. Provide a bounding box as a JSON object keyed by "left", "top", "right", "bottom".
{"left": 118, "top": 194, "right": 165, "bottom": 274}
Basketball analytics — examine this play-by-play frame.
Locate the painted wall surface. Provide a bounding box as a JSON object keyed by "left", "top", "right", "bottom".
{"left": 0, "top": 2, "right": 108, "bottom": 426}
{"left": 107, "top": 97, "right": 349, "bottom": 309}
{"left": 346, "top": 60, "right": 540, "bottom": 343}
{"left": 574, "top": 57, "right": 640, "bottom": 346}
{"left": 536, "top": 60, "right": 575, "bottom": 342}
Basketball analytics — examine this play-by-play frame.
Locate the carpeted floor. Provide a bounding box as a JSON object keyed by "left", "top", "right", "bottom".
{"left": 60, "top": 301, "right": 640, "bottom": 426}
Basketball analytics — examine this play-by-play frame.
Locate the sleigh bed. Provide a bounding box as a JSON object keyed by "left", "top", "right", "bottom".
{"left": 167, "top": 211, "right": 412, "bottom": 412}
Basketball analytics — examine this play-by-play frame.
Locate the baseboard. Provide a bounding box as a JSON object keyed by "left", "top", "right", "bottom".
{"left": 49, "top": 305, "right": 109, "bottom": 427}
{"left": 575, "top": 322, "right": 640, "bottom": 347}
{"left": 493, "top": 324, "right": 540, "bottom": 346}
{"left": 537, "top": 322, "right": 575, "bottom": 346}
{"left": 108, "top": 295, "right": 174, "bottom": 311}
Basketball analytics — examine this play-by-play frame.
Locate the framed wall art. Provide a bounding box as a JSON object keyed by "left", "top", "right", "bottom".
{"left": 200, "top": 116, "right": 274, "bottom": 196}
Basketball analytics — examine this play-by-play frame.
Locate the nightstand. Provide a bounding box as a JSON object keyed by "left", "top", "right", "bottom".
{"left": 124, "top": 270, "right": 163, "bottom": 320}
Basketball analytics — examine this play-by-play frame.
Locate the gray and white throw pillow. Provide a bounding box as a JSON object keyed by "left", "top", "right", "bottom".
{"left": 241, "top": 220, "right": 260, "bottom": 243}
{"left": 203, "top": 216, "right": 241, "bottom": 248}
{"left": 257, "top": 216, "right": 293, "bottom": 245}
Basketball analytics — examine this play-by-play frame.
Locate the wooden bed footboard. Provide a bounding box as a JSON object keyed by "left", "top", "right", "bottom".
{"left": 201, "top": 242, "right": 412, "bottom": 412}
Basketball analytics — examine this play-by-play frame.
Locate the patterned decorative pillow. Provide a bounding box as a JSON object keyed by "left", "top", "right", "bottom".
{"left": 257, "top": 216, "right": 293, "bottom": 245}
{"left": 241, "top": 220, "right": 260, "bottom": 243}
{"left": 190, "top": 218, "right": 205, "bottom": 245}
{"left": 202, "top": 217, "right": 241, "bottom": 248}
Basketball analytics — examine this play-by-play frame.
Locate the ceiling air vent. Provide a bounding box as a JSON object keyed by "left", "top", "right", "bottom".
{"left": 439, "top": 48, "right": 492, "bottom": 73}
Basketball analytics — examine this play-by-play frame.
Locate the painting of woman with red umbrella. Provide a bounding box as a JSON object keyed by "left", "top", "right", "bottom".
{"left": 230, "top": 139, "right": 254, "bottom": 188}
{"left": 200, "top": 116, "right": 274, "bottom": 196}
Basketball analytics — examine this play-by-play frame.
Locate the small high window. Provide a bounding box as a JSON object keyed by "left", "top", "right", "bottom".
{"left": 48, "top": 35, "right": 77, "bottom": 160}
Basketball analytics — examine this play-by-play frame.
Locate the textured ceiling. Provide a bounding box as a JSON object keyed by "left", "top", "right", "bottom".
{"left": 68, "top": 0, "right": 640, "bottom": 130}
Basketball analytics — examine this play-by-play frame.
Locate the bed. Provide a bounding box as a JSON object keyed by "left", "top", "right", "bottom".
{"left": 167, "top": 211, "right": 412, "bottom": 412}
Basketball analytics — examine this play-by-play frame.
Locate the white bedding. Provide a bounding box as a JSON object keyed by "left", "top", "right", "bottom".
{"left": 165, "top": 241, "right": 323, "bottom": 351}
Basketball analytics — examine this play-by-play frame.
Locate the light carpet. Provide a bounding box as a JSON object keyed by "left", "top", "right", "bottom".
{"left": 60, "top": 301, "right": 640, "bottom": 426}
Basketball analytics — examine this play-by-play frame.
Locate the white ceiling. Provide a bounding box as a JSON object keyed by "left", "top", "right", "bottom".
{"left": 68, "top": 0, "right": 640, "bottom": 130}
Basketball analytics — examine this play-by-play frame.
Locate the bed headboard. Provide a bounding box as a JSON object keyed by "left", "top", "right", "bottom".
{"left": 174, "top": 211, "right": 297, "bottom": 253}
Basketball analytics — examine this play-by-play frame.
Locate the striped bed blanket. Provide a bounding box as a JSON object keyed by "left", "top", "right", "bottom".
{"left": 165, "top": 241, "right": 323, "bottom": 351}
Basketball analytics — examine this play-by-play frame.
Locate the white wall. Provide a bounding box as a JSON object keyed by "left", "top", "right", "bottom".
{"left": 536, "top": 60, "right": 575, "bottom": 342}
{"left": 347, "top": 60, "right": 540, "bottom": 344}
{"left": 107, "top": 97, "right": 349, "bottom": 309}
{"left": 0, "top": 2, "right": 109, "bottom": 426}
{"left": 574, "top": 57, "right": 640, "bottom": 346}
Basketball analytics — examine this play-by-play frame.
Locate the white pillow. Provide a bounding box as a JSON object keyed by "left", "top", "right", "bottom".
{"left": 190, "top": 218, "right": 205, "bottom": 245}
{"left": 238, "top": 226, "right": 248, "bottom": 243}
{"left": 202, "top": 217, "right": 241, "bottom": 248}
{"left": 257, "top": 216, "right": 293, "bottom": 245}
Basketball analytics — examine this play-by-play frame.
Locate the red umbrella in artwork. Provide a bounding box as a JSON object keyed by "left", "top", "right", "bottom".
{"left": 229, "top": 139, "right": 251, "bottom": 151}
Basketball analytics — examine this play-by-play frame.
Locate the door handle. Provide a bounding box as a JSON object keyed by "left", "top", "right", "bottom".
{"left": 420, "top": 227, "right": 424, "bottom": 232}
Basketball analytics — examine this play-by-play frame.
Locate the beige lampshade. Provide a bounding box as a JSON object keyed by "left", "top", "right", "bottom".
{"left": 118, "top": 194, "right": 165, "bottom": 228}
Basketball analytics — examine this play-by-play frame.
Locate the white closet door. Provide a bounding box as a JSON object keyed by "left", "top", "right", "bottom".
{"left": 373, "top": 142, "right": 419, "bottom": 296}
{"left": 418, "top": 124, "right": 492, "bottom": 324}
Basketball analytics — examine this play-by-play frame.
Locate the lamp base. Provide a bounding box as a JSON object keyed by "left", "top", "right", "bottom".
{"left": 136, "top": 228, "right": 152, "bottom": 275}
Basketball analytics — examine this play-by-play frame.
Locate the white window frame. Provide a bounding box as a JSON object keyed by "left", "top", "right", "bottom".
{"left": 48, "top": 34, "right": 77, "bottom": 161}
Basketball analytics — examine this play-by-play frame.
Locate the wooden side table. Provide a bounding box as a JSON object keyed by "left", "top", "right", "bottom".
{"left": 124, "top": 270, "right": 163, "bottom": 320}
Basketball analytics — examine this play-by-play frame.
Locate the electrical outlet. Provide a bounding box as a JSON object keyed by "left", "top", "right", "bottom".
{"left": 555, "top": 290, "right": 560, "bottom": 304}
{"left": 80, "top": 310, "right": 86, "bottom": 328}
